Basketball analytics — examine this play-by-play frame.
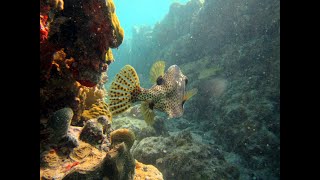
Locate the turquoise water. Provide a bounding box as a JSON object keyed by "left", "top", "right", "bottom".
{"left": 114, "top": 0, "right": 190, "bottom": 38}
{"left": 108, "top": 0, "right": 190, "bottom": 81}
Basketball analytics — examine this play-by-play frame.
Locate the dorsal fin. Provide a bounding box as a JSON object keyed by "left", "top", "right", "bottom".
{"left": 109, "top": 65, "right": 140, "bottom": 116}
{"left": 150, "top": 61, "right": 165, "bottom": 84}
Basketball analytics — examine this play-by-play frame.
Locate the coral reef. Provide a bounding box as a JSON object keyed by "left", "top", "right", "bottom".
{"left": 39, "top": 0, "right": 144, "bottom": 179}
{"left": 110, "top": 128, "right": 136, "bottom": 149}
{"left": 69, "top": 142, "right": 94, "bottom": 162}
{"left": 101, "top": 128, "right": 137, "bottom": 180}
{"left": 110, "top": 107, "right": 170, "bottom": 139}
{"left": 81, "top": 101, "right": 112, "bottom": 123}
{"left": 132, "top": 131, "right": 239, "bottom": 180}
{"left": 40, "top": 0, "right": 124, "bottom": 86}
{"left": 106, "top": 0, "right": 124, "bottom": 48}
{"left": 111, "top": 116, "right": 169, "bottom": 140}
{"left": 41, "top": 0, "right": 280, "bottom": 179}
{"left": 102, "top": 142, "right": 136, "bottom": 180}
{"left": 41, "top": 149, "right": 61, "bottom": 168}
{"left": 79, "top": 118, "right": 107, "bottom": 147}
{"left": 40, "top": 0, "right": 123, "bottom": 126}
{"left": 40, "top": 127, "right": 137, "bottom": 180}
{"left": 113, "top": 0, "right": 280, "bottom": 179}
{"left": 83, "top": 85, "right": 107, "bottom": 108}
{"left": 134, "top": 160, "right": 164, "bottom": 180}
{"left": 40, "top": 140, "right": 107, "bottom": 180}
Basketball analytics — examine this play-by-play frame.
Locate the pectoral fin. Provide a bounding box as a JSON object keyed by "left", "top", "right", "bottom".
{"left": 183, "top": 88, "right": 198, "bottom": 101}
{"left": 140, "top": 101, "right": 156, "bottom": 125}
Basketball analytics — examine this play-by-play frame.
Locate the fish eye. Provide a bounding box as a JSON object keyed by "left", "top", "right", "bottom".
{"left": 185, "top": 78, "right": 188, "bottom": 85}
{"left": 156, "top": 76, "right": 164, "bottom": 85}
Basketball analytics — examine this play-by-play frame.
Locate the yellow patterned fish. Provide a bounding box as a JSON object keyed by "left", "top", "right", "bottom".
{"left": 108, "top": 61, "right": 197, "bottom": 125}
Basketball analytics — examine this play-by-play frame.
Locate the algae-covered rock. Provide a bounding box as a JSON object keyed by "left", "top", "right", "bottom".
{"left": 103, "top": 142, "right": 136, "bottom": 180}
{"left": 40, "top": 149, "right": 61, "bottom": 168}
{"left": 112, "top": 116, "right": 157, "bottom": 140}
{"left": 79, "top": 116, "right": 110, "bottom": 146}
{"left": 132, "top": 131, "right": 239, "bottom": 180}
{"left": 40, "top": 129, "right": 137, "bottom": 180}
{"left": 58, "top": 134, "right": 79, "bottom": 149}
{"left": 69, "top": 142, "right": 94, "bottom": 162}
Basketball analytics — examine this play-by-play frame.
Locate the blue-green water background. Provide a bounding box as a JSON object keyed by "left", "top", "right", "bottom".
{"left": 106, "top": 0, "right": 280, "bottom": 179}
{"left": 114, "top": 0, "right": 189, "bottom": 38}
{"left": 107, "top": 0, "right": 189, "bottom": 82}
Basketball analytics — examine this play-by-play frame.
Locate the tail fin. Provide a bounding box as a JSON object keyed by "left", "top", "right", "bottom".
{"left": 109, "top": 65, "right": 140, "bottom": 116}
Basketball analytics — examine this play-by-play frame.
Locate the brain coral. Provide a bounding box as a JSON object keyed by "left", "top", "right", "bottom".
{"left": 110, "top": 128, "right": 136, "bottom": 150}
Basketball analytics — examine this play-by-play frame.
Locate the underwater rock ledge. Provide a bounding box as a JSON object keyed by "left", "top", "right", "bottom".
{"left": 132, "top": 131, "right": 240, "bottom": 180}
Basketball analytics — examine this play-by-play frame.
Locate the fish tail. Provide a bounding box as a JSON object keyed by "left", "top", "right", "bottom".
{"left": 109, "top": 65, "right": 141, "bottom": 116}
